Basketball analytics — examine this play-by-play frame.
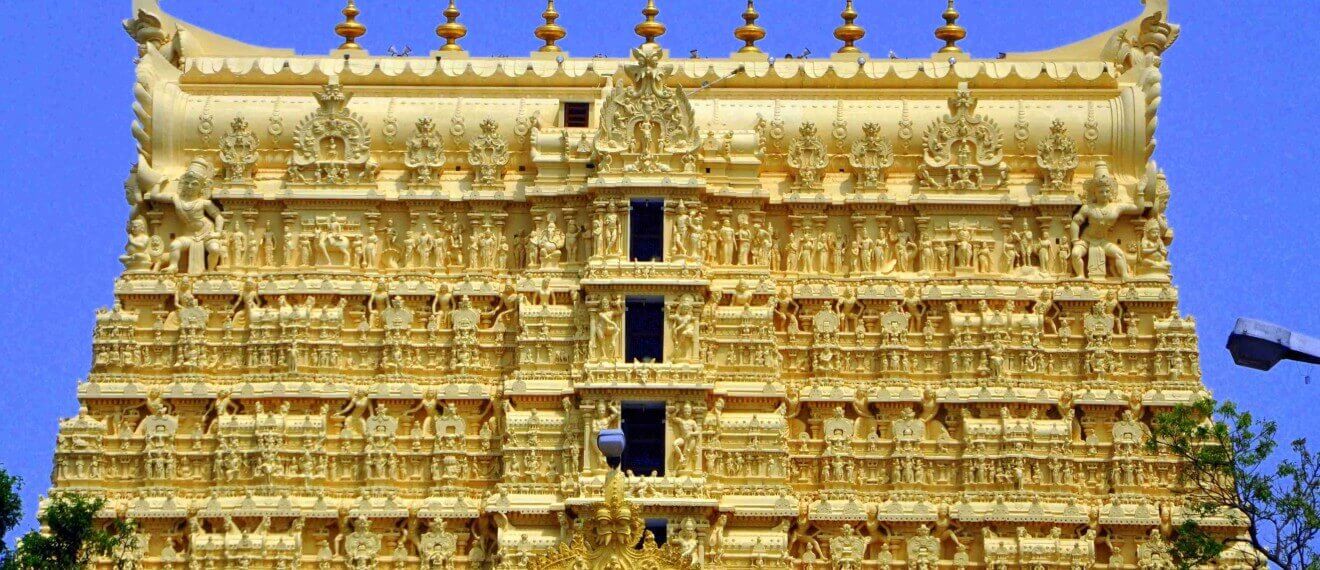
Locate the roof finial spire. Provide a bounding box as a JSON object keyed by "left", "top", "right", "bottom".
{"left": 334, "top": 0, "right": 367, "bottom": 51}
{"left": 734, "top": 0, "right": 766, "bottom": 54}
{"left": 635, "top": 0, "right": 667, "bottom": 46}
{"left": 436, "top": 0, "right": 468, "bottom": 52}
{"left": 935, "top": 0, "right": 967, "bottom": 54}
{"left": 535, "top": 0, "right": 567, "bottom": 52}
{"left": 834, "top": 0, "right": 865, "bottom": 54}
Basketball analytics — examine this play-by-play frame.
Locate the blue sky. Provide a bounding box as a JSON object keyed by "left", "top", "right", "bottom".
{"left": 0, "top": 0, "right": 1316, "bottom": 537}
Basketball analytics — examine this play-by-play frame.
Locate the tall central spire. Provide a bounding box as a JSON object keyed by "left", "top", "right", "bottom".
{"left": 635, "top": 0, "right": 667, "bottom": 46}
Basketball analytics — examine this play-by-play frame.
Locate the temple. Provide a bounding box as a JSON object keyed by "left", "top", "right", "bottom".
{"left": 50, "top": 0, "right": 1258, "bottom": 567}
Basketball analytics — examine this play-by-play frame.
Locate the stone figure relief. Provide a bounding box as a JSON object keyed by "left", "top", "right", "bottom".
{"left": 1070, "top": 161, "right": 1144, "bottom": 280}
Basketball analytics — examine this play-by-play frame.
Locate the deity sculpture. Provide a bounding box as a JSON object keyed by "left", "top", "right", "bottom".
{"left": 590, "top": 295, "right": 623, "bottom": 362}
{"left": 669, "top": 296, "right": 700, "bottom": 363}
{"left": 1070, "top": 161, "right": 1144, "bottom": 279}
{"left": 148, "top": 157, "right": 226, "bottom": 274}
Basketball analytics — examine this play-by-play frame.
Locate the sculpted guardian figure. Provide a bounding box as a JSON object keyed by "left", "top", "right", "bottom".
{"left": 148, "top": 158, "right": 226, "bottom": 274}
{"left": 1070, "top": 161, "right": 1144, "bottom": 279}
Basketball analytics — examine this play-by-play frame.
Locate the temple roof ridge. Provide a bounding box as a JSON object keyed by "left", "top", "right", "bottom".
{"left": 180, "top": 55, "right": 1119, "bottom": 88}
{"left": 135, "top": 0, "right": 1173, "bottom": 71}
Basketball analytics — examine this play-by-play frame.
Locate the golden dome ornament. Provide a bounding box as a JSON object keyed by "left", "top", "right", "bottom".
{"left": 936, "top": 0, "right": 967, "bottom": 54}
{"left": 436, "top": 0, "right": 467, "bottom": 52}
{"left": 334, "top": 0, "right": 367, "bottom": 51}
{"left": 635, "top": 0, "right": 667, "bottom": 46}
{"left": 734, "top": 0, "right": 766, "bottom": 54}
{"left": 834, "top": 0, "right": 865, "bottom": 54}
{"left": 535, "top": 0, "right": 567, "bottom": 53}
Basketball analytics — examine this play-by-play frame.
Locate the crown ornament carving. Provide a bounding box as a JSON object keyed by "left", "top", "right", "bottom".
{"left": 849, "top": 122, "right": 894, "bottom": 192}
{"left": 286, "top": 82, "right": 379, "bottom": 186}
{"left": 917, "top": 83, "right": 1007, "bottom": 192}
{"left": 217, "top": 116, "right": 259, "bottom": 184}
{"left": 1035, "top": 119, "right": 1080, "bottom": 194}
{"left": 467, "top": 119, "right": 510, "bottom": 190}
{"left": 787, "top": 122, "right": 829, "bottom": 192}
{"left": 593, "top": 43, "right": 698, "bottom": 175}
{"left": 404, "top": 117, "right": 446, "bottom": 186}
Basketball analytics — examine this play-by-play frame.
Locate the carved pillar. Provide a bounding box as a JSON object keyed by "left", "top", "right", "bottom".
{"left": 281, "top": 211, "right": 299, "bottom": 267}
{"left": 997, "top": 214, "right": 1016, "bottom": 274}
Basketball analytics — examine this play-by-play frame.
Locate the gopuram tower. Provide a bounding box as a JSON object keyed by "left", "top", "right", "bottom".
{"left": 51, "top": 0, "right": 1257, "bottom": 567}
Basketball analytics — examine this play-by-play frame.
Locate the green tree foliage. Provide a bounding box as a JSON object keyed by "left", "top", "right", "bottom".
{"left": 1149, "top": 399, "right": 1320, "bottom": 569}
{"left": 0, "top": 468, "right": 21, "bottom": 566}
{"left": 5, "top": 493, "right": 136, "bottom": 570}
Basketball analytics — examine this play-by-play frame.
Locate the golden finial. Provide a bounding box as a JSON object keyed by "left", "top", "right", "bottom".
{"left": 935, "top": 0, "right": 967, "bottom": 54}
{"left": 635, "top": 0, "right": 667, "bottom": 45}
{"left": 535, "top": 0, "right": 567, "bottom": 52}
{"left": 834, "top": 0, "right": 865, "bottom": 54}
{"left": 734, "top": 0, "right": 766, "bottom": 54}
{"left": 436, "top": 0, "right": 467, "bottom": 52}
{"left": 334, "top": 0, "right": 367, "bottom": 51}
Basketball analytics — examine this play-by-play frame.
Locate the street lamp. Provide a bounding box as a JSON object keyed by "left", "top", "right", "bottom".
{"left": 1226, "top": 318, "right": 1320, "bottom": 372}
{"left": 598, "top": 428, "right": 626, "bottom": 471}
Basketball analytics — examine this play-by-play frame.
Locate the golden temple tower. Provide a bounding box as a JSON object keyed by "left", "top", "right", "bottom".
{"left": 69, "top": 0, "right": 1255, "bottom": 567}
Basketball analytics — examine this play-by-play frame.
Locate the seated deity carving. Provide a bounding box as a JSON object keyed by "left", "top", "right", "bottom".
{"left": 146, "top": 158, "right": 226, "bottom": 275}
{"left": 1070, "top": 161, "right": 1144, "bottom": 280}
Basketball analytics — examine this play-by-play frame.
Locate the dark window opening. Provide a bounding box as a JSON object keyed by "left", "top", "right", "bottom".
{"left": 563, "top": 102, "right": 592, "bottom": 128}
{"left": 643, "top": 518, "right": 669, "bottom": 547}
{"left": 621, "top": 402, "right": 666, "bottom": 476}
{"left": 625, "top": 296, "right": 665, "bottom": 363}
{"left": 629, "top": 198, "right": 665, "bottom": 262}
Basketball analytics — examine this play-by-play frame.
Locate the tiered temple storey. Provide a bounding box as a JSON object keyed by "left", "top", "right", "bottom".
{"left": 55, "top": 0, "right": 1258, "bottom": 567}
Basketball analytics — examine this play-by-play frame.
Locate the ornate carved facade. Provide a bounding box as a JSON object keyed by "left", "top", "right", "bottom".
{"left": 54, "top": 0, "right": 1259, "bottom": 567}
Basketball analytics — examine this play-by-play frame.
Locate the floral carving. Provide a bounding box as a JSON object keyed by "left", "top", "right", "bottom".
{"left": 848, "top": 122, "right": 894, "bottom": 191}
{"left": 1036, "top": 119, "right": 1079, "bottom": 193}
{"left": 467, "top": 119, "right": 509, "bottom": 189}
{"left": 787, "top": 122, "right": 829, "bottom": 192}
